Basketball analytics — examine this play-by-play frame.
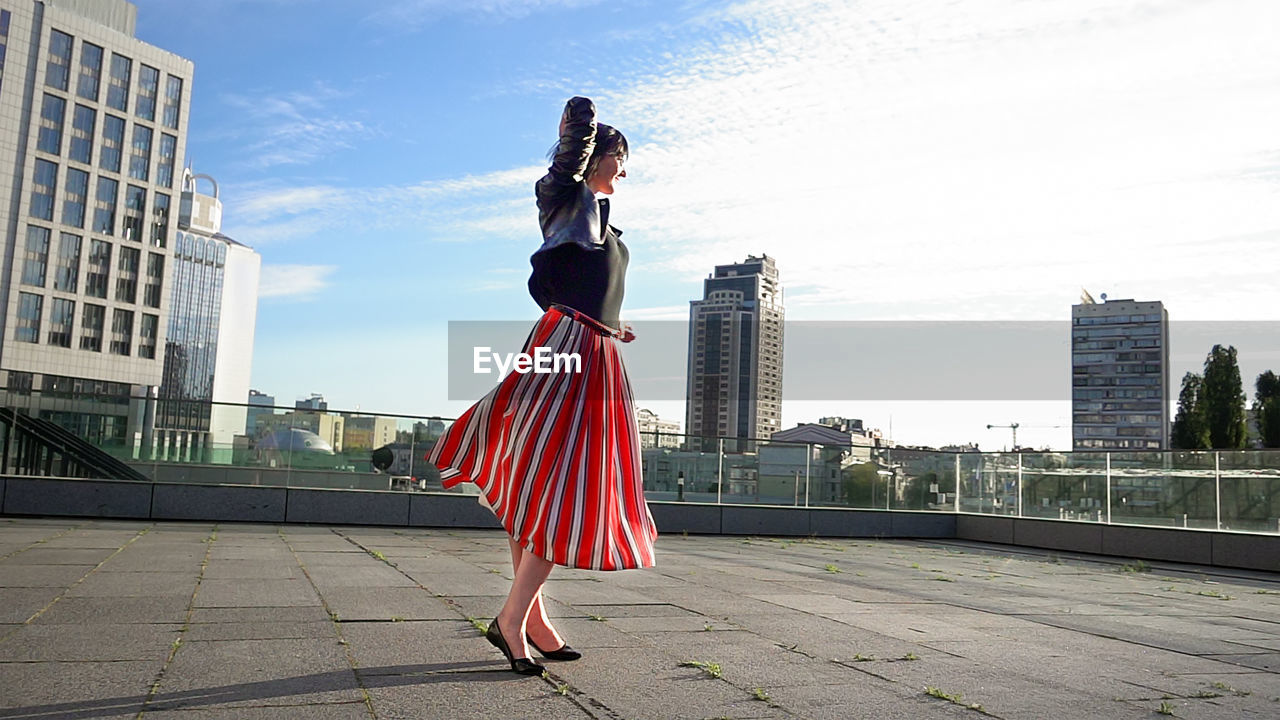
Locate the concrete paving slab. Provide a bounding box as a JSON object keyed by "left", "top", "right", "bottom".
{"left": 189, "top": 606, "right": 333, "bottom": 624}
{"left": 194, "top": 579, "right": 321, "bottom": 608}
{"left": 65, "top": 571, "right": 197, "bottom": 597}
{"left": 0, "top": 564, "right": 95, "bottom": 587}
{"left": 148, "top": 639, "right": 362, "bottom": 711}
{"left": 0, "top": 587, "right": 61, "bottom": 622}
{"left": 5, "top": 548, "right": 119, "bottom": 565}
{"left": 362, "top": 671, "right": 594, "bottom": 720}
{"left": 305, "top": 566, "right": 418, "bottom": 589}
{"left": 184, "top": 620, "right": 337, "bottom": 642}
{"left": 137, "top": 702, "right": 371, "bottom": 719}
{"left": 33, "top": 594, "right": 193, "bottom": 624}
{"left": 320, "top": 587, "right": 456, "bottom": 621}
{"left": 0, "top": 660, "right": 159, "bottom": 717}
{"left": 201, "top": 560, "right": 303, "bottom": 579}
{"left": 0, "top": 622, "right": 181, "bottom": 661}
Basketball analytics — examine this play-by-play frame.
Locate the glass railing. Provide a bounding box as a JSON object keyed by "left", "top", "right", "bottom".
{"left": 2, "top": 392, "right": 1278, "bottom": 535}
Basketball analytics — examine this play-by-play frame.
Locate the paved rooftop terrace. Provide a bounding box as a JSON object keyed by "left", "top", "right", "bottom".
{"left": 1, "top": 517, "right": 1279, "bottom": 720}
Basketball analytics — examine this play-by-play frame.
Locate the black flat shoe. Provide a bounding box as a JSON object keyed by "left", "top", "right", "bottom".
{"left": 485, "top": 620, "right": 545, "bottom": 676}
{"left": 528, "top": 635, "right": 582, "bottom": 661}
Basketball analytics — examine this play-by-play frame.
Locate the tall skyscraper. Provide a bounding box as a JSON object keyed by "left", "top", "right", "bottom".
{"left": 685, "top": 255, "right": 784, "bottom": 449}
{"left": 154, "top": 169, "right": 261, "bottom": 460}
{"left": 0, "top": 0, "right": 192, "bottom": 449}
{"left": 1071, "top": 293, "right": 1169, "bottom": 450}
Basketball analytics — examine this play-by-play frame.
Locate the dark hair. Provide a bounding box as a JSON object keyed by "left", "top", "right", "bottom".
{"left": 584, "top": 123, "right": 628, "bottom": 181}
{"left": 547, "top": 122, "right": 629, "bottom": 181}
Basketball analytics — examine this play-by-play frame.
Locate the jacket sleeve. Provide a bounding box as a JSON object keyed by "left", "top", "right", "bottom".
{"left": 536, "top": 97, "right": 597, "bottom": 207}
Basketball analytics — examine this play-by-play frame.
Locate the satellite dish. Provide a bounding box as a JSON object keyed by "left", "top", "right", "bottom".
{"left": 371, "top": 445, "right": 394, "bottom": 472}
{"left": 1100, "top": 292, "right": 1108, "bottom": 302}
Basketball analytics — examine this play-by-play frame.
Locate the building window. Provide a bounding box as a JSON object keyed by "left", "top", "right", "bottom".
{"left": 30, "top": 159, "right": 57, "bottom": 221}
{"left": 8, "top": 370, "right": 33, "bottom": 395}
{"left": 115, "top": 246, "right": 139, "bottom": 303}
{"left": 94, "top": 176, "right": 118, "bottom": 235}
{"left": 15, "top": 289, "right": 43, "bottom": 343}
{"left": 100, "top": 114, "right": 124, "bottom": 172}
{"left": 80, "top": 303, "right": 105, "bottom": 351}
{"left": 46, "top": 29, "right": 72, "bottom": 91}
{"left": 156, "top": 133, "right": 176, "bottom": 188}
{"left": 135, "top": 64, "right": 159, "bottom": 121}
{"left": 61, "top": 167, "right": 88, "bottom": 227}
{"left": 106, "top": 53, "right": 130, "bottom": 112}
{"left": 152, "top": 193, "right": 170, "bottom": 247}
{"left": 53, "top": 232, "right": 81, "bottom": 292}
{"left": 47, "top": 298, "right": 74, "bottom": 348}
{"left": 21, "top": 225, "right": 51, "bottom": 287}
{"left": 110, "top": 309, "right": 133, "bottom": 355}
{"left": 144, "top": 253, "right": 163, "bottom": 308}
{"left": 17, "top": 293, "right": 43, "bottom": 343}
{"left": 37, "top": 93, "right": 66, "bottom": 155}
{"left": 77, "top": 41, "right": 102, "bottom": 100}
{"left": 163, "top": 76, "right": 182, "bottom": 130}
{"left": 86, "top": 240, "right": 111, "bottom": 298}
{"left": 68, "top": 104, "right": 95, "bottom": 164}
{"left": 129, "top": 125, "right": 151, "bottom": 181}
{"left": 139, "top": 313, "right": 158, "bottom": 359}
{"left": 123, "top": 185, "right": 146, "bottom": 241}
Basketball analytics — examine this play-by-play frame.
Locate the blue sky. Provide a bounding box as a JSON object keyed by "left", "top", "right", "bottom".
{"left": 131, "top": 0, "right": 1280, "bottom": 449}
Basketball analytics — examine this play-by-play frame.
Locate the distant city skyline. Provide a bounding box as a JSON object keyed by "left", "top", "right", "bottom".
{"left": 118, "top": 0, "right": 1280, "bottom": 450}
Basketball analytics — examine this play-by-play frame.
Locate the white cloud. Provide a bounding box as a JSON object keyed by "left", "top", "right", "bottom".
{"left": 218, "top": 84, "right": 377, "bottom": 168}
{"left": 258, "top": 264, "right": 338, "bottom": 299}
{"left": 591, "top": 0, "right": 1280, "bottom": 320}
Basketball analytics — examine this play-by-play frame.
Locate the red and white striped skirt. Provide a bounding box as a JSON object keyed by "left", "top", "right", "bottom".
{"left": 427, "top": 305, "right": 657, "bottom": 571}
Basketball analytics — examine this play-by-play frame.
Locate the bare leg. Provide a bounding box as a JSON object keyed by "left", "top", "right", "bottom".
{"left": 508, "top": 539, "right": 564, "bottom": 649}
{"left": 494, "top": 548, "right": 554, "bottom": 659}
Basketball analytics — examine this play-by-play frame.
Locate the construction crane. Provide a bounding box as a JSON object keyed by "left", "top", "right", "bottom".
{"left": 985, "top": 423, "right": 1065, "bottom": 451}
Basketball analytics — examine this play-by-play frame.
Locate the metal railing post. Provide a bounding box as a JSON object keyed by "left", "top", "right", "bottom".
{"left": 1016, "top": 452, "right": 1023, "bottom": 518}
{"left": 954, "top": 454, "right": 961, "bottom": 513}
{"left": 717, "top": 438, "right": 723, "bottom": 505}
{"left": 804, "top": 444, "right": 811, "bottom": 508}
{"left": 1104, "top": 452, "right": 1111, "bottom": 524}
{"left": 1215, "top": 451, "right": 1222, "bottom": 531}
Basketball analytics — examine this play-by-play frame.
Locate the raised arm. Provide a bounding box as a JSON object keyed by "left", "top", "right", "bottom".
{"left": 540, "top": 96, "right": 597, "bottom": 194}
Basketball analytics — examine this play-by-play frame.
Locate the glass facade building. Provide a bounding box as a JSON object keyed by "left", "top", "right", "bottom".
{"left": 0, "top": 0, "right": 193, "bottom": 450}
{"left": 153, "top": 170, "right": 260, "bottom": 461}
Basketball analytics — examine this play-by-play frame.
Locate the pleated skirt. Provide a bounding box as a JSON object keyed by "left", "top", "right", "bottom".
{"left": 427, "top": 305, "right": 657, "bottom": 571}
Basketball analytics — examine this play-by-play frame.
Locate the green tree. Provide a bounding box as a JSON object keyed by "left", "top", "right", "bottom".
{"left": 1254, "top": 370, "right": 1280, "bottom": 448}
{"left": 1201, "top": 345, "right": 1247, "bottom": 449}
{"left": 1171, "top": 372, "right": 1209, "bottom": 449}
{"left": 841, "top": 462, "right": 880, "bottom": 507}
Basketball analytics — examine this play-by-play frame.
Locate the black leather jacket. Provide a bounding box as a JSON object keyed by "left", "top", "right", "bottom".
{"left": 532, "top": 96, "right": 616, "bottom": 257}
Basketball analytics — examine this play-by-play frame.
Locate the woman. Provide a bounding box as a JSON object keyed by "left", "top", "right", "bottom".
{"left": 427, "top": 96, "right": 658, "bottom": 676}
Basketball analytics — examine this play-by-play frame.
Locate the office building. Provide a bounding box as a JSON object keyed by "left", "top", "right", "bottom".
{"left": 685, "top": 255, "right": 784, "bottom": 449}
{"left": 0, "top": 0, "right": 192, "bottom": 450}
{"left": 154, "top": 169, "right": 260, "bottom": 460}
{"left": 245, "top": 388, "right": 274, "bottom": 436}
{"left": 1071, "top": 293, "right": 1169, "bottom": 450}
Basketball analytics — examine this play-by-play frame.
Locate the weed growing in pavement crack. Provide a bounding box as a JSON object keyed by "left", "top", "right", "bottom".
{"left": 1157, "top": 700, "right": 1176, "bottom": 715}
{"left": 466, "top": 616, "right": 488, "bottom": 634}
{"left": 752, "top": 687, "right": 771, "bottom": 703}
{"left": 588, "top": 614, "right": 606, "bottom": 622}
{"left": 825, "top": 564, "right": 842, "bottom": 573}
{"left": 680, "top": 660, "right": 723, "bottom": 679}
{"left": 1210, "top": 681, "right": 1250, "bottom": 696}
{"left": 555, "top": 683, "right": 569, "bottom": 696}
{"left": 924, "top": 687, "right": 989, "bottom": 715}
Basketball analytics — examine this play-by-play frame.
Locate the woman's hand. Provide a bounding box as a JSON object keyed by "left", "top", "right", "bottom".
{"left": 619, "top": 322, "right": 636, "bottom": 343}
